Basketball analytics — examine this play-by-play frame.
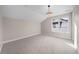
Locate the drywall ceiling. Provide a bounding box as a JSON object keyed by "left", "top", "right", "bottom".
{"left": 1, "top": 5, "right": 74, "bottom": 23}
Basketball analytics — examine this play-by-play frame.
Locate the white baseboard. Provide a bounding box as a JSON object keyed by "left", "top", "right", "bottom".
{"left": 3, "top": 33, "right": 40, "bottom": 44}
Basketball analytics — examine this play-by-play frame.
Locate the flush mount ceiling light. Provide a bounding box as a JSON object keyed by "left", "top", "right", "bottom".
{"left": 47, "top": 5, "right": 53, "bottom": 17}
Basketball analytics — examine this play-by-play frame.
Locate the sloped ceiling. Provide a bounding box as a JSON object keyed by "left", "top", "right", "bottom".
{"left": 1, "top": 5, "right": 74, "bottom": 23}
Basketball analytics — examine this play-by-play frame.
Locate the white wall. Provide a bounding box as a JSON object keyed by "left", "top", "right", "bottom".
{"left": 72, "top": 6, "right": 79, "bottom": 53}
{"left": 0, "top": 6, "right": 3, "bottom": 52}
{"left": 41, "top": 14, "right": 71, "bottom": 39}
{"left": 0, "top": 16, "right": 2, "bottom": 52}
{"left": 41, "top": 17, "right": 52, "bottom": 34}
{"left": 3, "top": 17, "right": 41, "bottom": 42}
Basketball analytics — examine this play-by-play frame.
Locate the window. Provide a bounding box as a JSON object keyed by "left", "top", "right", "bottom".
{"left": 52, "top": 13, "right": 71, "bottom": 33}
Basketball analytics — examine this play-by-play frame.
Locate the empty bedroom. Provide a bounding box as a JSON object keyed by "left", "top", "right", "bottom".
{"left": 0, "top": 5, "right": 79, "bottom": 54}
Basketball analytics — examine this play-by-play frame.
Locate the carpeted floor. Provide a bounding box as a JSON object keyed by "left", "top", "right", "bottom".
{"left": 1, "top": 34, "right": 76, "bottom": 54}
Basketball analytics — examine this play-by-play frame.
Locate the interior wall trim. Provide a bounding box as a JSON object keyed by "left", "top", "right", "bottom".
{"left": 3, "top": 33, "right": 40, "bottom": 44}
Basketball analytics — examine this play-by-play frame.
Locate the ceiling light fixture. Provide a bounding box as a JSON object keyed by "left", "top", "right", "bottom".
{"left": 47, "top": 5, "right": 53, "bottom": 17}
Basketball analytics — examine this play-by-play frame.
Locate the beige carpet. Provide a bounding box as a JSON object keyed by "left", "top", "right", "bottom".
{"left": 1, "top": 34, "right": 75, "bottom": 54}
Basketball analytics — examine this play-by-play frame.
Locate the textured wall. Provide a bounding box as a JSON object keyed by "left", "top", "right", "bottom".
{"left": 41, "top": 17, "right": 52, "bottom": 33}
{"left": 72, "top": 6, "right": 79, "bottom": 53}
{"left": 0, "top": 16, "right": 2, "bottom": 52}
{"left": 3, "top": 17, "right": 41, "bottom": 42}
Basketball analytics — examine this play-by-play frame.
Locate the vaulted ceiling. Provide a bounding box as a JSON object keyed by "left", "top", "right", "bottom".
{"left": 0, "top": 5, "right": 74, "bottom": 23}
